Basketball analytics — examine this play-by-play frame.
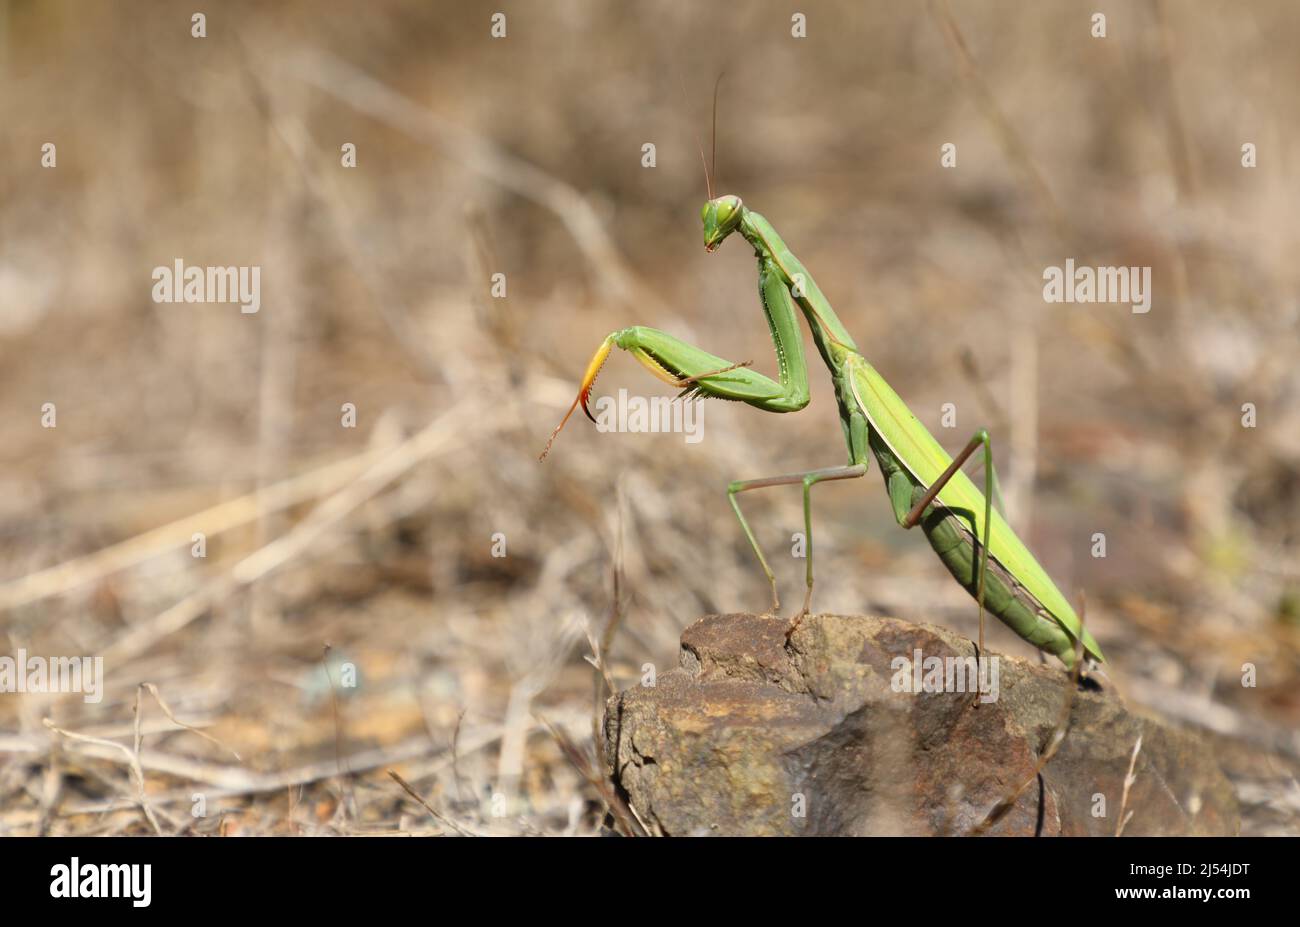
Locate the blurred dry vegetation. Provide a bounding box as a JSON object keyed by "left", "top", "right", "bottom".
{"left": 0, "top": 0, "right": 1297, "bottom": 836}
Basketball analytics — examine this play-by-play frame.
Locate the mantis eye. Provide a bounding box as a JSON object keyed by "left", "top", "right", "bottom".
{"left": 714, "top": 195, "right": 741, "bottom": 226}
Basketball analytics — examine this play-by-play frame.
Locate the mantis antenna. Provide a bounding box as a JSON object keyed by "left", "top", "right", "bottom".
{"left": 675, "top": 68, "right": 714, "bottom": 199}
{"left": 711, "top": 70, "right": 725, "bottom": 196}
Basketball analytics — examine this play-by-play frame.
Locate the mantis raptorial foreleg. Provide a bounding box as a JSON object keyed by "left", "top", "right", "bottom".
{"left": 728, "top": 464, "right": 867, "bottom": 617}
{"left": 608, "top": 324, "right": 811, "bottom": 407}
{"left": 538, "top": 313, "right": 813, "bottom": 462}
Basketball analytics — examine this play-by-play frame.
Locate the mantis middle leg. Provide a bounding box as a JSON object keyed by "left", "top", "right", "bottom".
{"left": 728, "top": 464, "right": 867, "bottom": 626}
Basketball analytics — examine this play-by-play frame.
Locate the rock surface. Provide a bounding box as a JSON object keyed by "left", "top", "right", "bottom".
{"left": 604, "top": 613, "right": 1239, "bottom": 836}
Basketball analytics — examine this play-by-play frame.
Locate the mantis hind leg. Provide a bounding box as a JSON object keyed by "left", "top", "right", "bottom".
{"left": 727, "top": 464, "right": 867, "bottom": 630}
{"left": 899, "top": 430, "right": 995, "bottom": 658}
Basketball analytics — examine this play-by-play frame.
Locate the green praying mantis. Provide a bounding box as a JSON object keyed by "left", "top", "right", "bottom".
{"left": 539, "top": 193, "right": 1104, "bottom": 671}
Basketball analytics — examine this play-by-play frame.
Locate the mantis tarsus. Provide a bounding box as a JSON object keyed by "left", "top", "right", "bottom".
{"left": 540, "top": 194, "right": 1104, "bottom": 670}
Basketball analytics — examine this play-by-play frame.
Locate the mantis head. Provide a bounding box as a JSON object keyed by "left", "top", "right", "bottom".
{"left": 702, "top": 195, "right": 744, "bottom": 252}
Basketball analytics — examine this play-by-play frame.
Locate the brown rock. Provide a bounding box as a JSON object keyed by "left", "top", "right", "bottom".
{"left": 605, "top": 613, "right": 1239, "bottom": 836}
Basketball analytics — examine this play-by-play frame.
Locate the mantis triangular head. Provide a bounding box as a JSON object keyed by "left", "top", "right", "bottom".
{"left": 702, "top": 194, "right": 744, "bottom": 252}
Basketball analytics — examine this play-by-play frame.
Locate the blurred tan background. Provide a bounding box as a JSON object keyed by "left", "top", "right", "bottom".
{"left": 0, "top": 0, "right": 1297, "bottom": 835}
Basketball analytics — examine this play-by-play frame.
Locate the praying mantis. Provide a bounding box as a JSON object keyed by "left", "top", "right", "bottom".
{"left": 539, "top": 194, "right": 1104, "bottom": 670}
